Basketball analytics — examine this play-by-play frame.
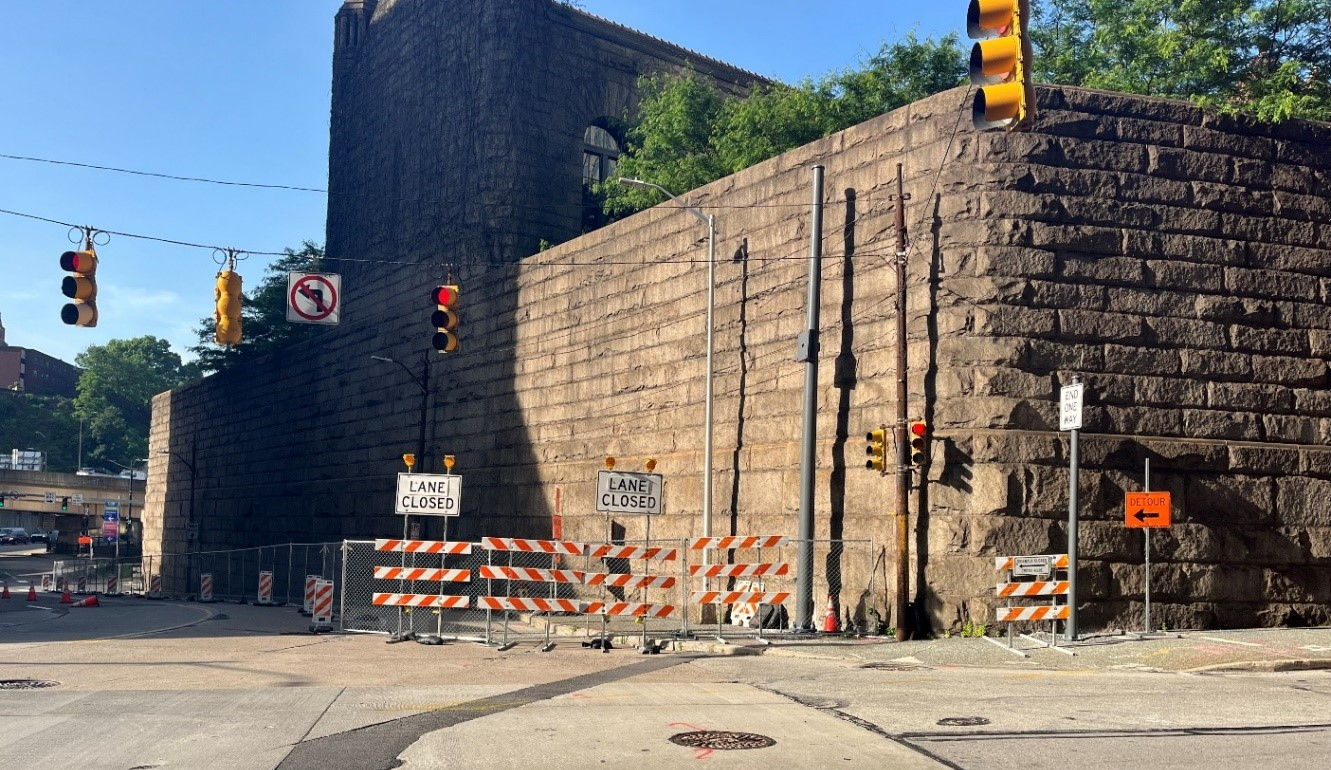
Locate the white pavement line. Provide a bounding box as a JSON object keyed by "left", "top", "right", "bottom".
{"left": 1199, "top": 636, "right": 1265, "bottom": 648}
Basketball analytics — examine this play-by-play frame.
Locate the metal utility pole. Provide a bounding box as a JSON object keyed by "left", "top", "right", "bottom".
{"left": 795, "top": 164, "right": 825, "bottom": 631}
{"left": 892, "top": 163, "right": 912, "bottom": 642}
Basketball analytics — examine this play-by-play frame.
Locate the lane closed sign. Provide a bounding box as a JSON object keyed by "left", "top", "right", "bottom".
{"left": 395, "top": 473, "right": 461, "bottom": 516}
{"left": 596, "top": 470, "right": 663, "bottom": 515}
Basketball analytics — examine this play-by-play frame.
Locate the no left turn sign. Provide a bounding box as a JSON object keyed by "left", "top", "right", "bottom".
{"left": 287, "top": 272, "right": 342, "bottom": 325}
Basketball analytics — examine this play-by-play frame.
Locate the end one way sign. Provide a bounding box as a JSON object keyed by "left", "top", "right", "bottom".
{"left": 395, "top": 473, "right": 461, "bottom": 516}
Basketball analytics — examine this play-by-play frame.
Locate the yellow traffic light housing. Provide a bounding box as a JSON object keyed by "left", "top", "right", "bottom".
{"left": 967, "top": 0, "right": 1035, "bottom": 130}
{"left": 431, "top": 285, "right": 460, "bottom": 353}
{"left": 865, "top": 427, "right": 889, "bottom": 475}
{"left": 909, "top": 421, "right": 930, "bottom": 468}
{"left": 59, "top": 249, "right": 99, "bottom": 327}
{"left": 214, "top": 270, "right": 243, "bottom": 346}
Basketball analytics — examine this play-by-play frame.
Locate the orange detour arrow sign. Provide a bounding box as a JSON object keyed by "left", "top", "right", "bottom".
{"left": 1125, "top": 491, "right": 1171, "bottom": 528}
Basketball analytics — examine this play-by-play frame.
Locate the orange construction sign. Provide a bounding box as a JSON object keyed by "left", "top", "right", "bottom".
{"left": 1125, "top": 491, "right": 1171, "bottom": 529}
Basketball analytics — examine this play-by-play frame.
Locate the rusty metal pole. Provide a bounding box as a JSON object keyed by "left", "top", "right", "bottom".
{"left": 892, "top": 163, "right": 911, "bottom": 642}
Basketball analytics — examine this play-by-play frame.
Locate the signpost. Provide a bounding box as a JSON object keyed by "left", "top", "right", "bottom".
{"left": 103, "top": 501, "right": 120, "bottom": 545}
{"left": 286, "top": 271, "right": 342, "bottom": 326}
{"left": 1059, "top": 378, "right": 1083, "bottom": 641}
{"left": 1127, "top": 459, "right": 1172, "bottom": 633}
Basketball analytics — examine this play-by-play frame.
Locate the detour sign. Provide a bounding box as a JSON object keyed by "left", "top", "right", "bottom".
{"left": 1125, "top": 491, "right": 1171, "bottom": 529}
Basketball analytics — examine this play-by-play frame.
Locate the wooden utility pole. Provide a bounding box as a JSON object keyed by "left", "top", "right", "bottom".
{"left": 892, "top": 163, "right": 912, "bottom": 641}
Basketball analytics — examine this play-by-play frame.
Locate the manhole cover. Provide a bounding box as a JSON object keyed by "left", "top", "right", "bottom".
{"left": 861, "top": 662, "right": 929, "bottom": 672}
{"left": 669, "top": 731, "right": 777, "bottom": 750}
{"left": 0, "top": 679, "right": 60, "bottom": 690}
{"left": 937, "top": 716, "right": 990, "bottom": 727}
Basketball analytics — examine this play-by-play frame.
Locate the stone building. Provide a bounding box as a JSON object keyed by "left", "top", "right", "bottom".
{"left": 143, "top": 0, "right": 1331, "bottom": 632}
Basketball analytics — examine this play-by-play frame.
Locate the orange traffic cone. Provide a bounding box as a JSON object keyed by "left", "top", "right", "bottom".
{"left": 60, "top": 589, "right": 73, "bottom": 604}
{"left": 26, "top": 584, "right": 37, "bottom": 601}
{"left": 72, "top": 594, "right": 99, "bottom": 608}
{"left": 822, "top": 594, "right": 840, "bottom": 633}
{"left": 2, "top": 582, "right": 9, "bottom": 599}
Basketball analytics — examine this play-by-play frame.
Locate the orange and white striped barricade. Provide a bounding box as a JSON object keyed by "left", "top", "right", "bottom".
{"left": 148, "top": 574, "right": 162, "bottom": 600}
{"left": 375, "top": 540, "right": 474, "bottom": 641}
{"left": 105, "top": 575, "right": 118, "bottom": 596}
{"left": 580, "top": 541, "right": 682, "bottom": 652}
{"left": 255, "top": 570, "right": 277, "bottom": 606}
{"left": 76, "top": 576, "right": 88, "bottom": 595}
{"left": 688, "top": 536, "right": 791, "bottom": 643}
{"left": 373, "top": 593, "right": 470, "bottom": 609}
{"left": 199, "top": 572, "right": 215, "bottom": 602}
{"left": 479, "top": 538, "right": 593, "bottom": 651}
{"left": 301, "top": 575, "right": 319, "bottom": 616}
{"left": 41, "top": 573, "right": 53, "bottom": 593}
{"left": 310, "top": 579, "right": 335, "bottom": 632}
{"left": 993, "top": 553, "right": 1071, "bottom": 654}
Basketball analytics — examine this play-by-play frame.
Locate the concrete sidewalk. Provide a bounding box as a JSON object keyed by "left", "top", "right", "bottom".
{"left": 721, "top": 626, "right": 1331, "bottom": 673}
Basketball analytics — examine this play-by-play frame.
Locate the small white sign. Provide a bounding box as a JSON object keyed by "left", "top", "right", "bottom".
{"left": 71, "top": 493, "right": 84, "bottom": 504}
{"left": 596, "top": 471, "right": 663, "bottom": 515}
{"left": 1059, "top": 382, "right": 1084, "bottom": 431}
{"left": 286, "top": 271, "right": 342, "bottom": 325}
{"left": 44, "top": 492, "right": 55, "bottom": 503}
{"left": 1013, "top": 555, "right": 1053, "bottom": 578}
{"left": 395, "top": 473, "right": 461, "bottom": 516}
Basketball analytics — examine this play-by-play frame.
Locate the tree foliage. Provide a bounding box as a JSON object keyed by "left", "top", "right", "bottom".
{"left": 73, "top": 336, "right": 198, "bottom": 469}
{"left": 602, "top": 34, "right": 967, "bottom": 215}
{"left": 1032, "top": 0, "right": 1331, "bottom": 122}
{"left": 191, "top": 241, "right": 325, "bottom": 372}
{"left": 0, "top": 393, "right": 79, "bottom": 472}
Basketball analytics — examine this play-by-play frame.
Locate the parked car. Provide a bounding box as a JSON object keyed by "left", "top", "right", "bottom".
{"left": 28, "top": 531, "right": 49, "bottom": 544}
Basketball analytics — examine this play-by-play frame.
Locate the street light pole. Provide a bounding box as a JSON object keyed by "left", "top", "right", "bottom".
{"left": 371, "top": 352, "right": 432, "bottom": 480}
{"left": 617, "top": 178, "right": 716, "bottom": 541}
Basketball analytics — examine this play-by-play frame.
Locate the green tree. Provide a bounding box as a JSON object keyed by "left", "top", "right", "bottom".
{"left": 73, "top": 336, "right": 198, "bottom": 468}
{"left": 1031, "top": 0, "right": 1331, "bottom": 122}
{"left": 191, "top": 241, "right": 325, "bottom": 372}
{"left": 0, "top": 393, "right": 79, "bottom": 471}
{"left": 603, "top": 34, "right": 967, "bottom": 216}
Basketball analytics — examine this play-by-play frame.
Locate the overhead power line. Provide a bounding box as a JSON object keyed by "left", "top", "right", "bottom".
{"left": 0, "top": 153, "right": 328, "bottom": 193}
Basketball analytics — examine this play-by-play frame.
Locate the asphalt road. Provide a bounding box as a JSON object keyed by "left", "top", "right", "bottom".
{"left": 1, "top": 596, "right": 1329, "bottom": 768}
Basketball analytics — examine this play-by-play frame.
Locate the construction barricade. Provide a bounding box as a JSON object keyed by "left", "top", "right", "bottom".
{"left": 341, "top": 539, "right": 487, "bottom": 642}
{"left": 994, "top": 553, "right": 1070, "bottom": 651}
{"left": 688, "top": 536, "right": 791, "bottom": 643}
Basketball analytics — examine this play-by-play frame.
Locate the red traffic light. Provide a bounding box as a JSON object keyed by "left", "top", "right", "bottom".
{"left": 432, "top": 285, "right": 459, "bottom": 306}
{"left": 60, "top": 250, "right": 98, "bottom": 274}
{"left": 910, "top": 421, "right": 928, "bottom": 438}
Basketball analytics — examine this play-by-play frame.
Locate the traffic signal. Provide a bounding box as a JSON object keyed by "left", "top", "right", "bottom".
{"left": 431, "top": 284, "right": 460, "bottom": 353}
{"left": 60, "top": 496, "right": 69, "bottom": 511}
{"left": 966, "top": 0, "right": 1035, "bottom": 130}
{"left": 0, "top": 495, "right": 5, "bottom": 508}
{"left": 59, "top": 249, "right": 99, "bottom": 327}
{"left": 909, "top": 421, "right": 930, "bottom": 468}
{"left": 865, "top": 426, "right": 889, "bottom": 475}
{"left": 214, "top": 269, "right": 243, "bottom": 346}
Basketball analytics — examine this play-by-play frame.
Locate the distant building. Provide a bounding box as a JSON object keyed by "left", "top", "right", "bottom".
{"left": 0, "top": 313, "right": 82, "bottom": 397}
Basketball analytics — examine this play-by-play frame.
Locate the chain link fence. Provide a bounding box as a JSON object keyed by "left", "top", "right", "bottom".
{"left": 49, "top": 542, "right": 342, "bottom": 611}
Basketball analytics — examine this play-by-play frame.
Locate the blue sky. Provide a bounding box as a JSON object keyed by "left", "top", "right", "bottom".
{"left": 0, "top": 1, "right": 956, "bottom": 365}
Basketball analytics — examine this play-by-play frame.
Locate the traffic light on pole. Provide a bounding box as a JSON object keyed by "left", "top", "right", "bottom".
{"left": 865, "top": 426, "right": 889, "bottom": 475}
{"left": 431, "top": 285, "right": 460, "bottom": 353}
{"left": 967, "top": 0, "right": 1035, "bottom": 130}
{"left": 214, "top": 270, "right": 243, "bottom": 346}
{"left": 59, "top": 249, "right": 99, "bottom": 327}
{"left": 909, "top": 421, "right": 930, "bottom": 468}
{"left": 60, "top": 496, "right": 69, "bottom": 511}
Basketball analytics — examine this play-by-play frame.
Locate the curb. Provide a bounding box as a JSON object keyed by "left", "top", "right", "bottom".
{"left": 1186, "top": 658, "right": 1331, "bottom": 674}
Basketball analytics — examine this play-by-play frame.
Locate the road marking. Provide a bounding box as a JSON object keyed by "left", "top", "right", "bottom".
{"left": 1199, "top": 636, "right": 1264, "bottom": 648}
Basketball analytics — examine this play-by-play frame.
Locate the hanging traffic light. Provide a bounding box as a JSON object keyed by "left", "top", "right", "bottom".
{"left": 865, "top": 426, "right": 889, "bottom": 475}
{"left": 59, "top": 249, "right": 99, "bottom": 327}
{"left": 431, "top": 284, "right": 460, "bottom": 353}
{"left": 967, "top": 0, "right": 1035, "bottom": 130}
{"left": 909, "top": 421, "right": 930, "bottom": 468}
{"left": 214, "top": 269, "right": 243, "bottom": 346}
{"left": 60, "top": 496, "right": 69, "bottom": 511}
